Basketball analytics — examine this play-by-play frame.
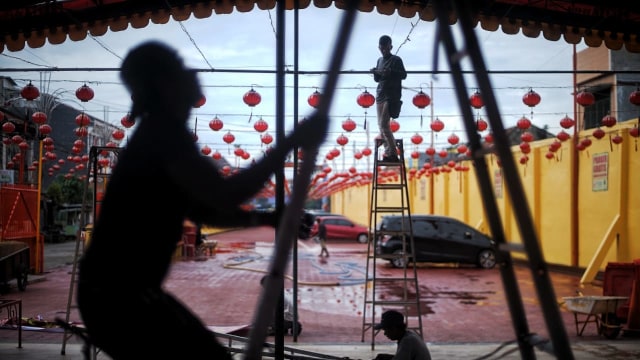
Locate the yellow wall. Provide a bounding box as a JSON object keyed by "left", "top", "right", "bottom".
{"left": 330, "top": 121, "right": 640, "bottom": 274}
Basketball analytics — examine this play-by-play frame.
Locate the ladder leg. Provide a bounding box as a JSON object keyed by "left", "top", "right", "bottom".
{"left": 362, "top": 139, "right": 423, "bottom": 350}
{"left": 431, "top": 1, "right": 574, "bottom": 358}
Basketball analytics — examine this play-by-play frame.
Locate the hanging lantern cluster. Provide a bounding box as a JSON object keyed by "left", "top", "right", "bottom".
{"left": 629, "top": 88, "right": 640, "bottom": 151}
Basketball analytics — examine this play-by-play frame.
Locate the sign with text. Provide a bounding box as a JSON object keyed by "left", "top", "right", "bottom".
{"left": 592, "top": 152, "right": 608, "bottom": 191}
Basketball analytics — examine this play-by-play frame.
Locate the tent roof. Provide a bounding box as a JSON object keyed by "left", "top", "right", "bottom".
{"left": 1, "top": 1, "right": 639, "bottom": 53}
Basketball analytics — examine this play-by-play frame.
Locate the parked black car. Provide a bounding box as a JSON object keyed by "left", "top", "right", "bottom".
{"left": 376, "top": 214, "right": 497, "bottom": 269}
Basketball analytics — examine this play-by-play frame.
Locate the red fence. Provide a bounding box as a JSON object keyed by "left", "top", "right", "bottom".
{"left": 0, "top": 185, "right": 42, "bottom": 273}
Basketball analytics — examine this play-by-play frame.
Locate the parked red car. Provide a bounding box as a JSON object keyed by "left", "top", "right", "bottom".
{"left": 310, "top": 215, "right": 370, "bottom": 243}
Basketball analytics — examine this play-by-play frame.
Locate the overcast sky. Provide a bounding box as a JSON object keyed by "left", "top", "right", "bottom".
{"left": 1, "top": 6, "right": 586, "bottom": 171}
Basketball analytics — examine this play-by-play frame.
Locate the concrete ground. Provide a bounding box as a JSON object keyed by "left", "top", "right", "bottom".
{"left": 1, "top": 226, "right": 639, "bottom": 359}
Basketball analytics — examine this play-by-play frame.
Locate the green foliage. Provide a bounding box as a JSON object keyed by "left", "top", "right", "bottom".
{"left": 45, "top": 175, "right": 91, "bottom": 205}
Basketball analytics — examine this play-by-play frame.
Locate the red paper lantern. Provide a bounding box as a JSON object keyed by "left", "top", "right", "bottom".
{"left": 253, "top": 118, "right": 268, "bottom": 133}
{"left": 212, "top": 151, "right": 222, "bottom": 160}
{"left": 430, "top": 118, "right": 444, "bottom": 132}
{"left": 522, "top": 89, "right": 541, "bottom": 107}
{"left": 243, "top": 88, "right": 261, "bottom": 107}
{"left": 576, "top": 90, "right": 595, "bottom": 107}
{"left": 611, "top": 134, "right": 623, "bottom": 144}
{"left": 630, "top": 89, "right": 640, "bottom": 106}
{"left": 74, "top": 127, "right": 88, "bottom": 137}
{"left": 112, "top": 129, "right": 125, "bottom": 141}
{"left": 342, "top": 118, "right": 356, "bottom": 132}
{"left": 261, "top": 133, "right": 273, "bottom": 145}
{"left": 516, "top": 116, "right": 531, "bottom": 130}
{"left": 336, "top": 134, "right": 349, "bottom": 146}
{"left": 308, "top": 90, "right": 321, "bottom": 108}
{"left": 556, "top": 130, "right": 571, "bottom": 142}
{"left": 234, "top": 147, "right": 244, "bottom": 157}
{"left": 194, "top": 95, "right": 206, "bottom": 108}
{"left": 559, "top": 115, "right": 575, "bottom": 129}
{"left": 38, "top": 124, "right": 52, "bottom": 135}
{"left": 520, "top": 131, "right": 534, "bottom": 143}
{"left": 476, "top": 118, "right": 488, "bottom": 132}
{"left": 545, "top": 152, "right": 555, "bottom": 159}
{"left": 76, "top": 84, "right": 94, "bottom": 102}
{"left": 32, "top": 111, "right": 47, "bottom": 124}
{"left": 390, "top": 120, "right": 400, "bottom": 132}
{"left": 581, "top": 138, "right": 592, "bottom": 148}
{"left": 222, "top": 131, "right": 235, "bottom": 144}
{"left": 447, "top": 133, "right": 459, "bottom": 145}
{"left": 457, "top": 144, "right": 468, "bottom": 154}
{"left": 630, "top": 126, "right": 639, "bottom": 138}
{"left": 469, "top": 91, "right": 483, "bottom": 109}
{"left": 410, "top": 133, "right": 423, "bottom": 145}
{"left": 357, "top": 90, "right": 375, "bottom": 108}
{"left": 362, "top": 147, "right": 372, "bottom": 156}
{"left": 438, "top": 149, "right": 448, "bottom": 158}
{"left": 412, "top": 91, "right": 431, "bottom": 109}
{"left": 411, "top": 151, "right": 420, "bottom": 159}
{"left": 484, "top": 133, "right": 494, "bottom": 144}
{"left": 121, "top": 114, "right": 135, "bottom": 128}
{"left": 592, "top": 128, "right": 606, "bottom": 140}
{"left": 425, "top": 147, "right": 436, "bottom": 156}
{"left": 519, "top": 142, "right": 531, "bottom": 154}
{"left": 20, "top": 81, "right": 40, "bottom": 101}
{"left": 2, "top": 122, "right": 16, "bottom": 133}
{"left": 75, "top": 113, "right": 91, "bottom": 126}
{"left": 42, "top": 137, "right": 54, "bottom": 146}
{"left": 354, "top": 152, "right": 363, "bottom": 160}
{"left": 601, "top": 114, "right": 617, "bottom": 127}
{"left": 209, "top": 117, "right": 223, "bottom": 131}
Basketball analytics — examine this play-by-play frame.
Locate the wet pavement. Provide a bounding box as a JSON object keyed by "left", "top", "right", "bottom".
{"left": 1, "top": 226, "right": 639, "bottom": 359}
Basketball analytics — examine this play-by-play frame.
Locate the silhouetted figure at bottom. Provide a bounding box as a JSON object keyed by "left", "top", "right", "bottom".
{"left": 76, "top": 41, "right": 325, "bottom": 359}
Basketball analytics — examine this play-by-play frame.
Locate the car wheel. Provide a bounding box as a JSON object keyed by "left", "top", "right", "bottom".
{"left": 477, "top": 249, "right": 496, "bottom": 269}
{"left": 391, "top": 249, "right": 408, "bottom": 268}
{"left": 357, "top": 233, "right": 368, "bottom": 244}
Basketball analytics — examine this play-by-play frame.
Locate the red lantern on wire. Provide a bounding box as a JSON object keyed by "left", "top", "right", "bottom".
{"left": 112, "top": 129, "right": 125, "bottom": 141}
{"left": 121, "top": 114, "right": 135, "bottom": 128}
{"left": 2, "top": 122, "right": 16, "bottom": 133}
{"left": 576, "top": 90, "right": 595, "bottom": 107}
{"left": 76, "top": 84, "right": 94, "bottom": 102}
{"left": 31, "top": 111, "right": 47, "bottom": 124}
{"left": 38, "top": 124, "right": 52, "bottom": 135}
{"left": 559, "top": 115, "right": 575, "bottom": 129}
{"left": 362, "top": 147, "right": 372, "bottom": 156}
{"left": 342, "top": 117, "right": 356, "bottom": 132}
{"left": 430, "top": 118, "right": 444, "bottom": 133}
{"left": 223, "top": 131, "right": 235, "bottom": 144}
{"left": 412, "top": 91, "right": 431, "bottom": 109}
{"left": 243, "top": 88, "right": 261, "bottom": 107}
{"left": 253, "top": 118, "right": 268, "bottom": 133}
{"left": 261, "top": 133, "right": 273, "bottom": 145}
{"left": 630, "top": 89, "right": 640, "bottom": 106}
{"left": 21, "top": 81, "right": 40, "bottom": 101}
{"left": 516, "top": 116, "right": 531, "bottom": 130}
{"left": 308, "top": 90, "right": 321, "bottom": 108}
{"left": 75, "top": 113, "right": 91, "bottom": 127}
{"left": 209, "top": 116, "right": 223, "bottom": 131}
{"left": 602, "top": 113, "right": 617, "bottom": 127}
{"left": 469, "top": 91, "right": 483, "bottom": 109}
{"left": 557, "top": 130, "right": 571, "bottom": 142}
{"left": 411, "top": 133, "right": 423, "bottom": 145}
{"left": 476, "top": 118, "right": 488, "bottom": 132}
{"left": 522, "top": 88, "right": 541, "bottom": 107}
{"left": 357, "top": 89, "right": 375, "bottom": 130}
{"left": 390, "top": 119, "right": 400, "bottom": 133}
{"left": 592, "top": 128, "right": 605, "bottom": 140}
{"left": 336, "top": 134, "right": 349, "bottom": 146}
{"left": 212, "top": 151, "right": 222, "bottom": 160}
{"left": 447, "top": 133, "right": 459, "bottom": 145}
{"left": 194, "top": 95, "right": 206, "bottom": 108}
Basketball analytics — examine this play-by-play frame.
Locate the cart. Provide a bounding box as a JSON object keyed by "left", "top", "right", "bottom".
{"left": 563, "top": 295, "right": 629, "bottom": 339}
{"left": 0, "top": 241, "right": 30, "bottom": 294}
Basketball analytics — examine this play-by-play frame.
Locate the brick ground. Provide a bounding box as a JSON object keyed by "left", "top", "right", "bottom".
{"left": 0, "top": 226, "right": 611, "bottom": 347}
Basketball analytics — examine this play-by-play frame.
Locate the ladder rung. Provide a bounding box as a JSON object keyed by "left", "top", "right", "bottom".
{"left": 374, "top": 206, "right": 409, "bottom": 213}
{"left": 375, "top": 183, "right": 405, "bottom": 190}
{"left": 365, "top": 300, "right": 421, "bottom": 306}
{"left": 368, "top": 277, "right": 418, "bottom": 282}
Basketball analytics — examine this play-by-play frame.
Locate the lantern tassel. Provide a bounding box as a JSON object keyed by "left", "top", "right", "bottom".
{"left": 420, "top": 113, "right": 423, "bottom": 128}
{"left": 363, "top": 110, "right": 367, "bottom": 130}
{"left": 609, "top": 134, "right": 613, "bottom": 152}
{"left": 248, "top": 110, "right": 253, "bottom": 123}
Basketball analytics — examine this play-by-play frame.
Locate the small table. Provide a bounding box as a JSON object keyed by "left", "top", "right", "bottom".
{"left": 0, "top": 298, "right": 22, "bottom": 348}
